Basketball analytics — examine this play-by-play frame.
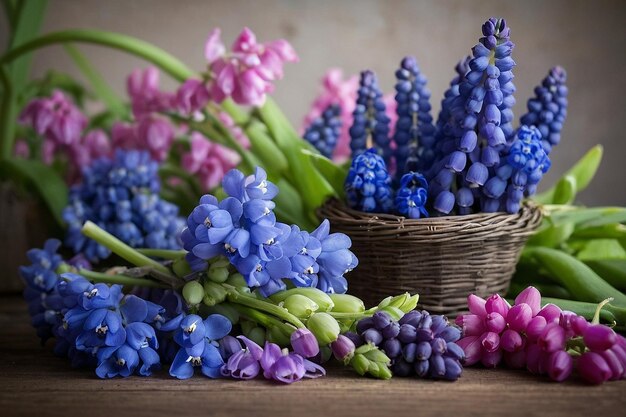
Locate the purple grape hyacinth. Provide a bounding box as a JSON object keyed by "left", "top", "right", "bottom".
{"left": 345, "top": 148, "right": 394, "bottom": 213}
{"left": 304, "top": 104, "right": 342, "bottom": 159}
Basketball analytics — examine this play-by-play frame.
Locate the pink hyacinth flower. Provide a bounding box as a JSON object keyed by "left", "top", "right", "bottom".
{"left": 138, "top": 117, "right": 175, "bottom": 162}
{"left": 514, "top": 286, "right": 541, "bottom": 316}
{"left": 181, "top": 132, "right": 240, "bottom": 191}
{"left": 456, "top": 335, "right": 482, "bottom": 366}
{"left": 546, "top": 350, "right": 573, "bottom": 382}
{"left": 127, "top": 67, "right": 175, "bottom": 117}
{"left": 176, "top": 79, "right": 211, "bottom": 116}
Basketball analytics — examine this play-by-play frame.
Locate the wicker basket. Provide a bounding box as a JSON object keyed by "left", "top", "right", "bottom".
{"left": 318, "top": 199, "right": 543, "bottom": 316}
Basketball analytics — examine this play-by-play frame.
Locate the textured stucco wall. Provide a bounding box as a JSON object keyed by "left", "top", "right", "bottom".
{"left": 2, "top": 0, "right": 625, "bottom": 204}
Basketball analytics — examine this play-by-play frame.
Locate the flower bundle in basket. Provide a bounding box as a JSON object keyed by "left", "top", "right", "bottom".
{"left": 314, "top": 18, "right": 567, "bottom": 314}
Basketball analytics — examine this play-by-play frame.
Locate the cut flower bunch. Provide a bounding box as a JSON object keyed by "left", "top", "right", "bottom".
{"left": 1, "top": 3, "right": 624, "bottom": 387}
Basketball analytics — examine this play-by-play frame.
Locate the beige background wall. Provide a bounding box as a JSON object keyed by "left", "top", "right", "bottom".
{"left": 2, "top": 0, "right": 625, "bottom": 205}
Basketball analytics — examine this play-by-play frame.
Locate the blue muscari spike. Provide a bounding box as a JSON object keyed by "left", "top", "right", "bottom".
{"left": 519, "top": 66, "right": 568, "bottom": 154}
{"left": 349, "top": 71, "right": 392, "bottom": 167}
{"left": 393, "top": 56, "right": 435, "bottom": 180}
{"left": 303, "top": 104, "right": 342, "bottom": 158}
{"left": 428, "top": 18, "right": 517, "bottom": 215}
{"left": 62, "top": 150, "right": 185, "bottom": 262}
{"left": 344, "top": 148, "right": 394, "bottom": 213}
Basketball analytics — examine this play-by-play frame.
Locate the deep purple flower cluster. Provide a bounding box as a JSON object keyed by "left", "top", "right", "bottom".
{"left": 393, "top": 57, "right": 436, "bottom": 180}
{"left": 181, "top": 167, "right": 358, "bottom": 296}
{"left": 352, "top": 310, "right": 464, "bottom": 380}
{"left": 345, "top": 148, "right": 394, "bottom": 213}
{"left": 428, "top": 18, "right": 517, "bottom": 215}
{"left": 483, "top": 126, "right": 551, "bottom": 212}
{"left": 303, "top": 104, "right": 342, "bottom": 159}
{"left": 63, "top": 149, "right": 185, "bottom": 262}
{"left": 520, "top": 66, "right": 568, "bottom": 154}
{"left": 457, "top": 287, "right": 626, "bottom": 384}
{"left": 349, "top": 71, "right": 392, "bottom": 165}
{"left": 221, "top": 335, "right": 325, "bottom": 384}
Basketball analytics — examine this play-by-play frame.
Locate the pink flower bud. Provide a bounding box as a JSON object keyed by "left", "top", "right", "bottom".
{"left": 546, "top": 350, "right": 573, "bottom": 382}
{"left": 578, "top": 352, "right": 612, "bottom": 384}
{"left": 583, "top": 324, "right": 617, "bottom": 352}
{"left": 176, "top": 79, "right": 210, "bottom": 115}
{"left": 571, "top": 315, "right": 589, "bottom": 336}
{"left": 485, "top": 294, "right": 509, "bottom": 316}
{"left": 468, "top": 294, "right": 487, "bottom": 317}
{"left": 457, "top": 335, "right": 481, "bottom": 366}
{"left": 600, "top": 349, "right": 625, "bottom": 380}
{"left": 485, "top": 312, "right": 506, "bottom": 333}
{"left": 204, "top": 28, "right": 226, "bottom": 63}
{"left": 538, "top": 323, "right": 566, "bottom": 353}
{"left": 506, "top": 303, "right": 532, "bottom": 332}
{"left": 558, "top": 311, "right": 579, "bottom": 337}
{"left": 525, "top": 315, "right": 547, "bottom": 343}
{"left": 290, "top": 328, "right": 319, "bottom": 358}
{"left": 481, "top": 332, "right": 500, "bottom": 353}
{"left": 526, "top": 344, "right": 546, "bottom": 374}
{"left": 501, "top": 329, "right": 524, "bottom": 352}
{"left": 330, "top": 335, "right": 355, "bottom": 363}
{"left": 481, "top": 349, "right": 503, "bottom": 368}
{"left": 455, "top": 314, "right": 485, "bottom": 337}
{"left": 514, "top": 286, "right": 541, "bottom": 316}
{"left": 537, "top": 303, "right": 562, "bottom": 324}
{"left": 503, "top": 350, "right": 526, "bottom": 369}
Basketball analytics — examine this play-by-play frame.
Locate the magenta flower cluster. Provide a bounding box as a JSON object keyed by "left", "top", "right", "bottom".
{"left": 178, "top": 27, "right": 298, "bottom": 112}
{"left": 18, "top": 90, "right": 109, "bottom": 182}
{"left": 456, "top": 286, "right": 626, "bottom": 384}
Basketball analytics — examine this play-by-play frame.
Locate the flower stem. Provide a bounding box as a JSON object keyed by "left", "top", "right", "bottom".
{"left": 135, "top": 248, "right": 187, "bottom": 260}
{"left": 78, "top": 268, "right": 168, "bottom": 288}
{"left": 81, "top": 220, "right": 174, "bottom": 277}
{"left": 592, "top": 297, "right": 614, "bottom": 325}
{"left": 226, "top": 288, "right": 305, "bottom": 328}
{"left": 228, "top": 302, "right": 296, "bottom": 337}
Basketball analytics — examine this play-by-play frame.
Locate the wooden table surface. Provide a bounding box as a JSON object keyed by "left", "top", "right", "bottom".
{"left": 1, "top": 294, "right": 625, "bottom": 417}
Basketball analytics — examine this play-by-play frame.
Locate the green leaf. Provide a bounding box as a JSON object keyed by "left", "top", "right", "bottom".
{"left": 584, "top": 259, "right": 626, "bottom": 292}
{"left": 551, "top": 175, "right": 577, "bottom": 205}
{"left": 301, "top": 149, "right": 347, "bottom": 200}
{"left": 0, "top": 158, "right": 68, "bottom": 226}
{"left": 571, "top": 223, "right": 626, "bottom": 240}
{"left": 548, "top": 206, "right": 626, "bottom": 228}
{"left": 534, "top": 145, "right": 603, "bottom": 204}
{"left": 245, "top": 121, "right": 288, "bottom": 178}
{"left": 576, "top": 239, "right": 626, "bottom": 261}
{"left": 526, "top": 222, "right": 575, "bottom": 248}
{"left": 63, "top": 43, "right": 127, "bottom": 117}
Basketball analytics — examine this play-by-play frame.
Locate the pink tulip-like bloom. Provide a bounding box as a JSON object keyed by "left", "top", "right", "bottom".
{"left": 302, "top": 69, "right": 358, "bottom": 163}
{"left": 456, "top": 286, "right": 626, "bottom": 384}
{"left": 111, "top": 117, "right": 175, "bottom": 163}
{"left": 201, "top": 27, "right": 298, "bottom": 107}
{"left": 181, "top": 132, "right": 240, "bottom": 191}
{"left": 176, "top": 79, "right": 210, "bottom": 116}
{"left": 19, "top": 90, "right": 87, "bottom": 146}
{"left": 127, "top": 67, "right": 175, "bottom": 117}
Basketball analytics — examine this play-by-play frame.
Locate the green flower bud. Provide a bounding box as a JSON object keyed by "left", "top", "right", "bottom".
{"left": 267, "top": 325, "right": 291, "bottom": 347}
{"left": 182, "top": 281, "right": 204, "bottom": 306}
{"left": 225, "top": 272, "right": 248, "bottom": 288}
{"left": 282, "top": 294, "right": 319, "bottom": 318}
{"left": 207, "top": 264, "right": 230, "bottom": 283}
{"left": 386, "top": 292, "right": 419, "bottom": 313}
{"left": 203, "top": 281, "right": 227, "bottom": 306}
{"left": 306, "top": 312, "right": 340, "bottom": 345}
{"left": 172, "top": 256, "right": 193, "bottom": 278}
{"left": 355, "top": 343, "right": 378, "bottom": 355}
{"left": 56, "top": 263, "right": 72, "bottom": 274}
{"left": 337, "top": 318, "right": 355, "bottom": 334}
{"left": 246, "top": 327, "right": 266, "bottom": 347}
{"left": 209, "top": 255, "right": 230, "bottom": 268}
{"left": 371, "top": 363, "right": 393, "bottom": 380}
{"left": 363, "top": 347, "right": 390, "bottom": 364}
{"left": 351, "top": 353, "right": 370, "bottom": 375}
{"left": 329, "top": 294, "right": 365, "bottom": 313}
{"left": 270, "top": 288, "right": 334, "bottom": 312}
{"left": 380, "top": 306, "right": 404, "bottom": 321}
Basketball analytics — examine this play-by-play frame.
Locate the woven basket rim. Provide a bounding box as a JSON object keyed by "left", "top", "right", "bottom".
{"left": 318, "top": 198, "right": 543, "bottom": 240}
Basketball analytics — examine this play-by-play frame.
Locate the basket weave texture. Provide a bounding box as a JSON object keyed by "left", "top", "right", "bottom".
{"left": 318, "top": 199, "right": 543, "bottom": 316}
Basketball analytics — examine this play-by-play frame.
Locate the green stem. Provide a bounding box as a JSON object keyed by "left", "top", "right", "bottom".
{"left": 0, "top": 29, "right": 195, "bottom": 82}
{"left": 226, "top": 289, "right": 305, "bottom": 328}
{"left": 78, "top": 269, "right": 168, "bottom": 288}
{"left": 328, "top": 309, "right": 377, "bottom": 320}
{"left": 81, "top": 220, "right": 174, "bottom": 277}
{"left": 135, "top": 248, "right": 187, "bottom": 260}
{"left": 593, "top": 297, "right": 614, "bottom": 325}
{"left": 0, "top": 67, "right": 16, "bottom": 159}
{"left": 228, "top": 303, "right": 296, "bottom": 336}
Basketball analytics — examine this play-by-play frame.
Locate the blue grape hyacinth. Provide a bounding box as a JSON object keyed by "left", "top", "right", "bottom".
{"left": 519, "top": 66, "right": 568, "bottom": 154}
{"left": 393, "top": 56, "right": 435, "bottom": 180}
{"left": 304, "top": 104, "right": 342, "bottom": 158}
{"left": 180, "top": 167, "right": 358, "bottom": 296}
{"left": 345, "top": 148, "right": 394, "bottom": 213}
{"left": 349, "top": 71, "right": 392, "bottom": 166}
{"left": 63, "top": 150, "right": 185, "bottom": 262}
{"left": 428, "top": 18, "right": 517, "bottom": 215}
{"left": 395, "top": 172, "right": 429, "bottom": 219}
